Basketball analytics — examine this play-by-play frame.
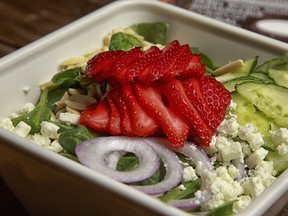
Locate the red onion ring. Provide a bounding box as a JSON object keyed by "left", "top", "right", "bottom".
{"left": 75, "top": 136, "right": 160, "bottom": 183}
{"left": 167, "top": 140, "right": 214, "bottom": 210}
{"left": 133, "top": 137, "right": 183, "bottom": 195}
{"left": 232, "top": 158, "right": 246, "bottom": 181}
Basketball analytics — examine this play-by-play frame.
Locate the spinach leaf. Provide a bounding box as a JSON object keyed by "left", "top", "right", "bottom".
{"left": 52, "top": 67, "right": 82, "bottom": 88}
{"left": 58, "top": 125, "right": 96, "bottom": 155}
{"left": 205, "top": 201, "right": 234, "bottom": 216}
{"left": 160, "top": 179, "right": 201, "bottom": 202}
{"left": 12, "top": 88, "right": 52, "bottom": 134}
{"left": 117, "top": 154, "right": 139, "bottom": 171}
{"left": 109, "top": 32, "right": 143, "bottom": 51}
{"left": 47, "top": 87, "right": 68, "bottom": 111}
{"left": 130, "top": 22, "right": 169, "bottom": 45}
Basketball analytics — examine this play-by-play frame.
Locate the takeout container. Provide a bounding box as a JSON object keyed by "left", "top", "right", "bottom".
{"left": 0, "top": 1, "right": 287, "bottom": 216}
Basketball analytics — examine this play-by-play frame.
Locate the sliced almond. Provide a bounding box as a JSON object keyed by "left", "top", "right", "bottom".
{"left": 68, "top": 94, "right": 97, "bottom": 105}
{"left": 212, "top": 59, "right": 245, "bottom": 76}
{"left": 64, "top": 100, "right": 88, "bottom": 111}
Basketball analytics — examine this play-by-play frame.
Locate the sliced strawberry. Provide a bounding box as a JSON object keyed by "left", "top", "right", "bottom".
{"left": 85, "top": 50, "right": 124, "bottom": 82}
{"left": 138, "top": 40, "right": 182, "bottom": 83}
{"left": 125, "top": 46, "right": 161, "bottom": 82}
{"left": 176, "top": 51, "right": 206, "bottom": 79}
{"left": 134, "top": 82, "right": 190, "bottom": 148}
{"left": 107, "top": 93, "right": 122, "bottom": 135}
{"left": 108, "top": 47, "right": 143, "bottom": 86}
{"left": 110, "top": 89, "right": 134, "bottom": 136}
{"left": 164, "top": 79, "right": 214, "bottom": 146}
{"left": 200, "top": 75, "right": 231, "bottom": 112}
{"left": 182, "top": 77, "right": 220, "bottom": 129}
{"left": 78, "top": 103, "right": 98, "bottom": 125}
{"left": 121, "top": 83, "right": 160, "bottom": 136}
{"left": 79, "top": 98, "right": 110, "bottom": 132}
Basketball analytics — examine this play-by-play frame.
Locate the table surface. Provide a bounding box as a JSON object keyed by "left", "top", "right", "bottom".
{"left": 0, "top": 0, "right": 287, "bottom": 216}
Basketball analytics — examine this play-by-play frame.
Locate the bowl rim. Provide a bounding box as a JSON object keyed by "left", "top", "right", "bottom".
{"left": 0, "top": 1, "right": 287, "bottom": 216}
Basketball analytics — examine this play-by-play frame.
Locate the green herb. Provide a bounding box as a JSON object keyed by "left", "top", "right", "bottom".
{"left": 12, "top": 88, "right": 52, "bottom": 134}
{"left": 58, "top": 125, "right": 96, "bottom": 155}
{"left": 160, "top": 179, "right": 201, "bottom": 202}
{"left": 109, "top": 32, "right": 143, "bottom": 51}
{"left": 130, "top": 22, "right": 169, "bottom": 45}
{"left": 205, "top": 201, "right": 234, "bottom": 216}
{"left": 52, "top": 67, "right": 82, "bottom": 88}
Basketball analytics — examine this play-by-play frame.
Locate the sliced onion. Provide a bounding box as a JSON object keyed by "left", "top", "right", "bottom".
{"left": 133, "top": 137, "right": 183, "bottom": 195}
{"left": 232, "top": 158, "right": 246, "bottom": 181}
{"left": 75, "top": 136, "right": 160, "bottom": 183}
{"left": 105, "top": 150, "right": 126, "bottom": 169}
{"left": 167, "top": 189, "right": 212, "bottom": 210}
{"left": 167, "top": 141, "right": 214, "bottom": 210}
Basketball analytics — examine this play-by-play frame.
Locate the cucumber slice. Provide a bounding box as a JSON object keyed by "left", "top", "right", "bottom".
{"left": 236, "top": 82, "right": 288, "bottom": 128}
{"left": 268, "top": 69, "right": 288, "bottom": 88}
{"left": 224, "top": 76, "right": 263, "bottom": 92}
{"left": 255, "top": 55, "right": 288, "bottom": 73}
{"left": 249, "top": 71, "right": 274, "bottom": 83}
{"left": 266, "top": 151, "right": 288, "bottom": 176}
{"left": 232, "top": 92, "right": 275, "bottom": 150}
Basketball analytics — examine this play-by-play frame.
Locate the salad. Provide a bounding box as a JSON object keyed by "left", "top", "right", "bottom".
{"left": 1, "top": 22, "right": 288, "bottom": 215}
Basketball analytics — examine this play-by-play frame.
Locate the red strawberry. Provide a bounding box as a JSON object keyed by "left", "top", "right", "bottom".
{"left": 182, "top": 77, "right": 220, "bottom": 129}
{"left": 125, "top": 46, "right": 162, "bottom": 82}
{"left": 85, "top": 50, "right": 124, "bottom": 82}
{"left": 79, "top": 98, "right": 110, "bottom": 132}
{"left": 121, "top": 83, "right": 160, "bottom": 136}
{"left": 110, "top": 89, "right": 134, "bottom": 136}
{"left": 138, "top": 40, "right": 182, "bottom": 83}
{"left": 200, "top": 75, "right": 231, "bottom": 112}
{"left": 176, "top": 52, "right": 206, "bottom": 79}
{"left": 108, "top": 47, "right": 143, "bottom": 86}
{"left": 107, "top": 94, "right": 122, "bottom": 135}
{"left": 164, "top": 79, "right": 214, "bottom": 146}
{"left": 134, "top": 82, "right": 190, "bottom": 148}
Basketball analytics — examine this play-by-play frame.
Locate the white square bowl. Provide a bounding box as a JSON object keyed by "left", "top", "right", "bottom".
{"left": 0, "top": 1, "right": 287, "bottom": 216}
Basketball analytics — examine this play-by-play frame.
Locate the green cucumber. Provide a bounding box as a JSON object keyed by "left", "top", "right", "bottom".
{"left": 236, "top": 82, "right": 288, "bottom": 128}
{"left": 215, "top": 56, "right": 258, "bottom": 83}
{"left": 266, "top": 151, "right": 288, "bottom": 176}
{"left": 232, "top": 92, "right": 275, "bottom": 150}
{"left": 268, "top": 69, "right": 288, "bottom": 88}
{"left": 224, "top": 76, "right": 263, "bottom": 92}
{"left": 255, "top": 55, "right": 288, "bottom": 73}
{"left": 249, "top": 71, "right": 274, "bottom": 83}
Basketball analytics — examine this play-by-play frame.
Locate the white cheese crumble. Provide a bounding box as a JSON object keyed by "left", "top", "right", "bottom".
{"left": 12, "top": 121, "right": 31, "bottom": 138}
{"left": 58, "top": 112, "right": 80, "bottom": 125}
{"left": 233, "top": 195, "right": 252, "bottom": 214}
{"left": 40, "top": 121, "right": 60, "bottom": 139}
{"left": 182, "top": 166, "right": 198, "bottom": 183}
{"left": 242, "top": 161, "right": 276, "bottom": 199}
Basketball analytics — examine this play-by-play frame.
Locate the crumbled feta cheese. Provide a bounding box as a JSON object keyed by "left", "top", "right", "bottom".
{"left": 50, "top": 140, "right": 63, "bottom": 153}
{"left": 238, "top": 124, "right": 264, "bottom": 151}
{"left": 182, "top": 166, "right": 198, "bottom": 182}
{"left": 27, "top": 134, "right": 51, "bottom": 147}
{"left": 228, "top": 165, "right": 240, "bottom": 180}
{"left": 201, "top": 166, "right": 243, "bottom": 211}
{"left": 0, "top": 117, "right": 14, "bottom": 131}
{"left": 16, "top": 103, "right": 35, "bottom": 116}
{"left": 58, "top": 112, "right": 80, "bottom": 125}
{"left": 40, "top": 121, "right": 60, "bottom": 139}
{"left": 203, "top": 135, "right": 218, "bottom": 156}
{"left": 242, "top": 161, "right": 276, "bottom": 199}
{"left": 270, "top": 128, "right": 288, "bottom": 146}
{"left": 233, "top": 195, "right": 252, "bottom": 214}
{"left": 178, "top": 184, "right": 186, "bottom": 191}
{"left": 217, "top": 118, "right": 239, "bottom": 138}
{"left": 215, "top": 135, "right": 243, "bottom": 164}
{"left": 276, "top": 143, "right": 288, "bottom": 155}
{"left": 245, "top": 147, "right": 268, "bottom": 169}
{"left": 12, "top": 121, "right": 31, "bottom": 138}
